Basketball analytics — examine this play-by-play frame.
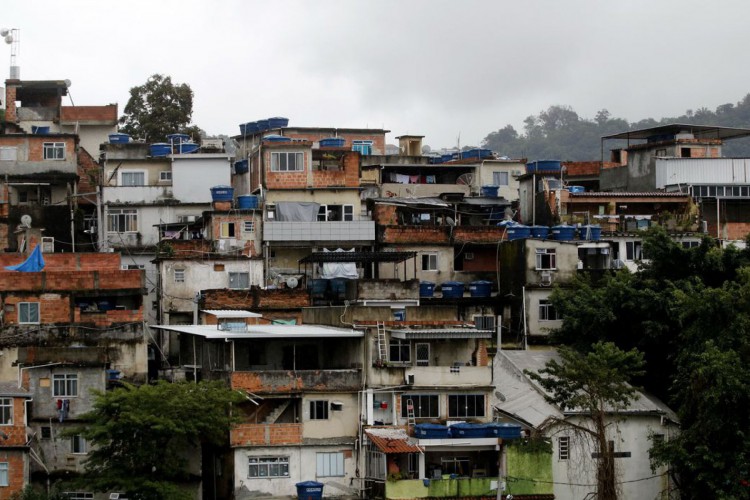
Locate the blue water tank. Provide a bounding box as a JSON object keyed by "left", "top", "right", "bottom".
{"left": 507, "top": 224, "right": 531, "bottom": 240}
{"left": 262, "top": 134, "right": 291, "bottom": 142}
{"left": 295, "top": 481, "right": 324, "bottom": 500}
{"left": 469, "top": 280, "right": 492, "bottom": 297}
{"left": 234, "top": 159, "right": 249, "bottom": 174}
{"left": 461, "top": 148, "right": 493, "bottom": 160}
{"left": 420, "top": 281, "right": 435, "bottom": 297}
{"left": 551, "top": 224, "right": 576, "bottom": 241}
{"left": 210, "top": 185, "right": 234, "bottom": 201}
{"left": 309, "top": 279, "right": 328, "bottom": 297}
{"left": 167, "top": 133, "right": 190, "bottom": 144}
{"left": 176, "top": 142, "right": 199, "bottom": 154}
{"left": 441, "top": 154, "right": 454, "bottom": 163}
{"left": 240, "top": 122, "right": 259, "bottom": 135}
{"left": 237, "top": 195, "right": 259, "bottom": 209}
{"left": 268, "top": 116, "right": 289, "bottom": 128}
{"left": 256, "top": 119, "right": 270, "bottom": 131}
{"left": 526, "top": 160, "right": 562, "bottom": 173}
{"left": 580, "top": 224, "right": 602, "bottom": 241}
{"left": 450, "top": 423, "right": 488, "bottom": 438}
{"left": 319, "top": 137, "right": 345, "bottom": 148}
{"left": 481, "top": 185, "right": 499, "bottom": 197}
{"left": 568, "top": 185, "right": 585, "bottom": 193}
{"left": 530, "top": 225, "right": 550, "bottom": 238}
{"left": 441, "top": 281, "right": 464, "bottom": 298}
{"left": 487, "top": 423, "right": 522, "bottom": 439}
{"left": 414, "top": 423, "right": 450, "bottom": 439}
{"left": 149, "top": 143, "right": 172, "bottom": 157}
{"left": 108, "top": 133, "right": 130, "bottom": 144}
{"left": 429, "top": 156, "right": 444, "bottom": 164}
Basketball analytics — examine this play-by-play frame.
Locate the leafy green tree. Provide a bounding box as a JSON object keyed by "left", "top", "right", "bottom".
{"left": 526, "top": 342, "right": 645, "bottom": 500}
{"left": 74, "top": 381, "right": 244, "bottom": 500}
{"left": 119, "top": 74, "right": 203, "bottom": 142}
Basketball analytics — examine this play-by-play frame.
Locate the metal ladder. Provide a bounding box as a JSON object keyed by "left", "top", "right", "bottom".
{"left": 376, "top": 321, "right": 387, "bottom": 363}
{"left": 406, "top": 397, "right": 416, "bottom": 430}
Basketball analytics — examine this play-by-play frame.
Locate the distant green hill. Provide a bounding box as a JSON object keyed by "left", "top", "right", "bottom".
{"left": 480, "top": 94, "right": 750, "bottom": 161}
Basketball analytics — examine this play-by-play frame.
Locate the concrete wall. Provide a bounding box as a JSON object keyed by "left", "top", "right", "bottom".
{"left": 625, "top": 150, "right": 657, "bottom": 192}
{"left": 525, "top": 288, "right": 563, "bottom": 337}
{"left": 550, "top": 415, "right": 675, "bottom": 500}
{"left": 105, "top": 203, "right": 208, "bottom": 248}
{"left": 477, "top": 160, "right": 524, "bottom": 202}
{"left": 172, "top": 155, "right": 232, "bottom": 203}
{"left": 377, "top": 245, "right": 453, "bottom": 283}
{"left": 233, "top": 444, "right": 358, "bottom": 499}
{"left": 302, "top": 393, "right": 359, "bottom": 439}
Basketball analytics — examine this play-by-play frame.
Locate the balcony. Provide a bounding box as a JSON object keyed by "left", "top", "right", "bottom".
{"left": 405, "top": 366, "right": 492, "bottom": 387}
{"left": 264, "top": 220, "right": 374, "bottom": 243}
{"left": 231, "top": 369, "right": 362, "bottom": 394}
{"left": 103, "top": 185, "right": 174, "bottom": 204}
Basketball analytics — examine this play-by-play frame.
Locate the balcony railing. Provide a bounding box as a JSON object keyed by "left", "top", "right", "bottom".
{"left": 404, "top": 366, "right": 492, "bottom": 387}
{"left": 231, "top": 369, "right": 362, "bottom": 394}
{"left": 230, "top": 422, "right": 302, "bottom": 447}
{"left": 264, "top": 220, "right": 374, "bottom": 242}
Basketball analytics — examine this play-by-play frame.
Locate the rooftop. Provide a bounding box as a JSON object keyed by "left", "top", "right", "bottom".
{"left": 602, "top": 123, "right": 750, "bottom": 141}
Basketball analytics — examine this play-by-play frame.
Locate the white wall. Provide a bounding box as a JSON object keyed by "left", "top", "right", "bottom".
{"left": 172, "top": 154, "right": 232, "bottom": 203}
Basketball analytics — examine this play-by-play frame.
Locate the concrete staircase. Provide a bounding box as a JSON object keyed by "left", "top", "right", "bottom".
{"left": 264, "top": 400, "right": 291, "bottom": 424}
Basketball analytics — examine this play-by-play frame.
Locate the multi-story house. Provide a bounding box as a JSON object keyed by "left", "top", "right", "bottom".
{"left": 602, "top": 123, "right": 750, "bottom": 243}
{"left": 232, "top": 123, "right": 385, "bottom": 287}
{"left": 0, "top": 251, "right": 147, "bottom": 494}
{"left": 153, "top": 308, "right": 364, "bottom": 499}
{"left": 100, "top": 139, "right": 233, "bottom": 323}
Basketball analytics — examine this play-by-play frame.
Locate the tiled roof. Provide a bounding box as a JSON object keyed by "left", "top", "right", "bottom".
{"left": 0, "top": 382, "right": 30, "bottom": 397}
{"left": 366, "top": 428, "right": 423, "bottom": 454}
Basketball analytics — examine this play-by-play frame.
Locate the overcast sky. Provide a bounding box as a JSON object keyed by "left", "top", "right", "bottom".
{"left": 7, "top": 0, "right": 750, "bottom": 149}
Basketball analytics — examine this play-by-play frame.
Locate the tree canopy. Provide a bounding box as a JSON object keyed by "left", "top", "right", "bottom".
{"left": 119, "top": 74, "right": 203, "bottom": 142}
{"left": 74, "top": 381, "right": 244, "bottom": 500}
{"left": 480, "top": 93, "right": 750, "bottom": 160}
{"left": 526, "top": 342, "right": 645, "bottom": 500}
{"left": 549, "top": 227, "right": 750, "bottom": 498}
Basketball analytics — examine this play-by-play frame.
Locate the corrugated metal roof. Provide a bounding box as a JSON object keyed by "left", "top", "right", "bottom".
{"left": 202, "top": 310, "right": 262, "bottom": 318}
{"left": 0, "top": 382, "right": 31, "bottom": 397}
{"left": 366, "top": 428, "right": 423, "bottom": 454}
{"left": 391, "top": 328, "right": 493, "bottom": 340}
{"left": 150, "top": 324, "right": 364, "bottom": 339}
{"left": 603, "top": 123, "right": 750, "bottom": 141}
{"left": 569, "top": 191, "right": 689, "bottom": 198}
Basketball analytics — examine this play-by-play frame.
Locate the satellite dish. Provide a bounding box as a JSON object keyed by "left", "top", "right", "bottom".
{"left": 446, "top": 217, "right": 455, "bottom": 226}
{"left": 286, "top": 277, "right": 299, "bottom": 289}
{"left": 495, "top": 391, "right": 506, "bottom": 402}
{"left": 20, "top": 214, "right": 32, "bottom": 227}
{"left": 64, "top": 79, "right": 72, "bottom": 87}
{"left": 456, "top": 173, "right": 474, "bottom": 185}
{"left": 4, "top": 35, "right": 12, "bottom": 45}
{"left": 0, "top": 29, "right": 9, "bottom": 37}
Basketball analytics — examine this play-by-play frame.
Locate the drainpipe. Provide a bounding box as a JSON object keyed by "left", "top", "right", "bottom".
{"left": 18, "top": 363, "right": 63, "bottom": 389}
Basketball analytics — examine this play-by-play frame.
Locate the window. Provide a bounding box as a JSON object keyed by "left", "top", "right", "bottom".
{"left": 53, "top": 374, "right": 78, "bottom": 397}
{"left": 352, "top": 140, "right": 373, "bottom": 156}
{"left": 243, "top": 221, "right": 255, "bottom": 233}
{"left": 41, "top": 426, "right": 52, "bottom": 439}
{"left": 108, "top": 208, "right": 138, "bottom": 233}
{"left": 120, "top": 171, "right": 145, "bottom": 186}
{"left": 159, "top": 171, "right": 172, "bottom": 181}
{"left": 317, "top": 204, "right": 354, "bottom": 222}
{"left": 43, "top": 142, "right": 65, "bottom": 160}
{"left": 415, "top": 343, "right": 430, "bottom": 366}
{"left": 220, "top": 222, "right": 236, "bottom": 238}
{"left": 309, "top": 400, "right": 329, "bottom": 420}
{"left": 389, "top": 339, "right": 410, "bottom": 363}
{"left": 343, "top": 205, "right": 354, "bottom": 221}
{"left": 248, "top": 456, "right": 289, "bottom": 478}
{"left": 493, "top": 171, "right": 509, "bottom": 186}
{"left": 64, "top": 494, "right": 94, "bottom": 500}
{"left": 448, "top": 394, "right": 485, "bottom": 418}
{"left": 271, "top": 152, "right": 304, "bottom": 172}
{"left": 558, "top": 436, "right": 570, "bottom": 460}
{"left": 681, "top": 241, "right": 700, "bottom": 249}
{"left": 228, "top": 272, "right": 249, "bottom": 289}
{"left": 316, "top": 452, "right": 344, "bottom": 477}
{"left": 401, "top": 395, "right": 439, "bottom": 418}
{"left": 539, "top": 300, "right": 559, "bottom": 321}
{"left": 0, "top": 399, "right": 11, "bottom": 425}
{"left": 625, "top": 241, "right": 643, "bottom": 261}
{"left": 655, "top": 148, "right": 667, "bottom": 157}
{"left": 421, "top": 253, "right": 438, "bottom": 271}
{"left": 71, "top": 434, "right": 87, "bottom": 454}
{"left": 174, "top": 269, "right": 185, "bottom": 283}
{"left": 18, "top": 302, "right": 40, "bottom": 324}
{"left": 535, "top": 248, "right": 556, "bottom": 270}
{"left": 0, "top": 462, "right": 7, "bottom": 487}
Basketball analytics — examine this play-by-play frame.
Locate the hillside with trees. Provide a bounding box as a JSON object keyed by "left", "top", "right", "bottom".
{"left": 481, "top": 94, "right": 750, "bottom": 160}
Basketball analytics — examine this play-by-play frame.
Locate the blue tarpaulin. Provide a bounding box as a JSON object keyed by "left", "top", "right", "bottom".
{"left": 5, "top": 245, "right": 45, "bottom": 272}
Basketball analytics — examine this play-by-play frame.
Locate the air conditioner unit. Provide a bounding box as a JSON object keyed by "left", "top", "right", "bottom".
{"left": 539, "top": 270, "right": 553, "bottom": 286}
{"left": 41, "top": 237, "right": 54, "bottom": 253}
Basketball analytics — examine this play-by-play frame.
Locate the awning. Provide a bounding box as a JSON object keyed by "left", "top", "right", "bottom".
{"left": 390, "top": 328, "right": 494, "bottom": 340}
{"left": 366, "top": 429, "right": 423, "bottom": 454}
{"left": 150, "top": 324, "right": 364, "bottom": 339}
{"left": 299, "top": 251, "right": 415, "bottom": 264}
{"left": 202, "top": 310, "right": 262, "bottom": 318}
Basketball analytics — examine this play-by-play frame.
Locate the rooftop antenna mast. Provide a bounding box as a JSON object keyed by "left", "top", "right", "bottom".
{"left": 1, "top": 28, "right": 19, "bottom": 79}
